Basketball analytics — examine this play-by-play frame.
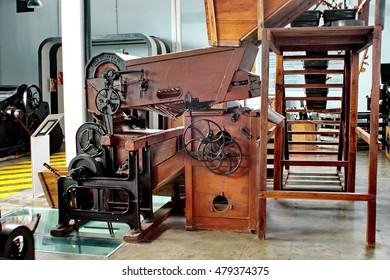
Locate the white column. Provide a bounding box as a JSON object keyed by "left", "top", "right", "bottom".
{"left": 60, "top": 0, "right": 86, "bottom": 165}
{"left": 171, "top": 0, "right": 182, "bottom": 52}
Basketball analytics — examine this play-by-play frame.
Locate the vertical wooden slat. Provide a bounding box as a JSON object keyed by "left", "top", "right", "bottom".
{"left": 374, "top": 0, "right": 386, "bottom": 30}
{"left": 258, "top": 29, "right": 270, "bottom": 240}
{"left": 347, "top": 52, "right": 359, "bottom": 192}
{"left": 184, "top": 114, "right": 194, "bottom": 230}
{"left": 273, "top": 54, "right": 284, "bottom": 190}
{"left": 250, "top": 112, "right": 260, "bottom": 231}
{"left": 205, "top": 0, "right": 218, "bottom": 46}
{"left": 257, "top": 0, "right": 265, "bottom": 42}
{"left": 357, "top": 0, "right": 370, "bottom": 25}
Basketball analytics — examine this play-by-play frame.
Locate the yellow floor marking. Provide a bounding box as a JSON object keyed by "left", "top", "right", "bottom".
{"left": 0, "top": 192, "right": 17, "bottom": 199}
{"left": 0, "top": 151, "right": 65, "bottom": 199}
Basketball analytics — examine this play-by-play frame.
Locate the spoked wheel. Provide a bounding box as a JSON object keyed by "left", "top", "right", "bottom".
{"left": 95, "top": 88, "right": 121, "bottom": 115}
{"left": 183, "top": 119, "right": 225, "bottom": 160}
{"left": 183, "top": 119, "right": 242, "bottom": 175}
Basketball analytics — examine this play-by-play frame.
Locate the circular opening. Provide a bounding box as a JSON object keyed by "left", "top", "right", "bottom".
{"left": 212, "top": 194, "right": 229, "bottom": 211}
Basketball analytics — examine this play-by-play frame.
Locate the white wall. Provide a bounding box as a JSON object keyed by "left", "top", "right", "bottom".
{"left": 0, "top": 0, "right": 60, "bottom": 85}
{"left": 358, "top": 0, "right": 390, "bottom": 112}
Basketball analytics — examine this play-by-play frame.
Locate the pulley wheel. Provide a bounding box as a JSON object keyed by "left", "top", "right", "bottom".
{"left": 0, "top": 225, "right": 35, "bottom": 260}
{"left": 76, "top": 122, "right": 106, "bottom": 156}
{"left": 23, "top": 85, "right": 42, "bottom": 113}
{"left": 68, "top": 154, "right": 103, "bottom": 177}
{"left": 95, "top": 88, "right": 121, "bottom": 115}
{"left": 183, "top": 119, "right": 225, "bottom": 161}
{"left": 202, "top": 138, "right": 242, "bottom": 176}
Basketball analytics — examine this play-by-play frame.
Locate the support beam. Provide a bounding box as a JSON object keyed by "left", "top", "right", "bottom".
{"left": 61, "top": 0, "right": 87, "bottom": 165}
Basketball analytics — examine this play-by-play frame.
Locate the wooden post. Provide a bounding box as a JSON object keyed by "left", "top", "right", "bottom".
{"left": 347, "top": 52, "right": 359, "bottom": 192}
{"left": 357, "top": 0, "right": 370, "bottom": 25}
{"left": 366, "top": 0, "right": 385, "bottom": 247}
{"left": 273, "top": 54, "right": 284, "bottom": 190}
{"left": 257, "top": 0, "right": 265, "bottom": 42}
{"left": 375, "top": 0, "right": 386, "bottom": 30}
{"left": 258, "top": 29, "right": 270, "bottom": 240}
{"left": 366, "top": 26, "right": 382, "bottom": 247}
{"left": 205, "top": 0, "right": 218, "bottom": 46}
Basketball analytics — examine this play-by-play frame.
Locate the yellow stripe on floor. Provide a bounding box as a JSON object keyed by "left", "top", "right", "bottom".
{"left": 0, "top": 151, "right": 66, "bottom": 199}
{"left": 0, "top": 192, "right": 17, "bottom": 199}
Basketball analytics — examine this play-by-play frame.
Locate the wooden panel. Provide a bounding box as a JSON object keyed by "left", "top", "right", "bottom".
{"left": 291, "top": 123, "right": 316, "bottom": 150}
{"left": 204, "top": 0, "right": 318, "bottom": 46}
{"left": 192, "top": 166, "right": 250, "bottom": 218}
{"left": 266, "top": 26, "right": 374, "bottom": 54}
{"left": 184, "top": 110, "right": 260, "bottom": 232}
{"left": 38, "top": 166, "right": 68, "bottom": 208}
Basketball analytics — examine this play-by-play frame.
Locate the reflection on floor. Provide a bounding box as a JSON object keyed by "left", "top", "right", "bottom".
{"left": 0, "top": 195, "right": 171, "bottom": 257}
{"left": 1, "top": 207, "right": 126, "bottom": 257}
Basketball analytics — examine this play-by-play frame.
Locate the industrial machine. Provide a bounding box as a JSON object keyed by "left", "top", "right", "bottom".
{"left": 183, "top": 108, "right": 260, "bottom": 232}
{"left": 0, "top": 212, "right": 40, "bottom": 260}
{"left": 0, "top": 84, "right": 63, "bottom": 158}
{"left": 51, "top": 41, "right": 261, "bottom": 239}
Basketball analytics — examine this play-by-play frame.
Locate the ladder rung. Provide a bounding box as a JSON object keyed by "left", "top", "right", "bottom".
{"left": 282, "top": 160, "right": 348, "bottom": 167}
{"left": 283, "top": 69, "right": 345, "bottom": 75}
{"left": 288, "top": 150, "right": 339, "bottom": 155}
{"left": 285, "top": 96, "right": 343, "bottom": 101}
{"left": 283, "top": 55, "right": 346, "bottom": 61}
{"left": 288, "top": 141, "right": 339, "bottom": 145}
{"left": 286, "top": 180, "right": 341, "bottom": 185}
{"left": 288, "top": 131, "right": 340, "bottom": 135}
{"left": 284, "top": 84, "right": 344, "bottom": 88}
{"left": 286, "top": 108, "right": 342, "bottom": 113}
{"left": 287, "top": 120, "right": 341, "bottom": 125}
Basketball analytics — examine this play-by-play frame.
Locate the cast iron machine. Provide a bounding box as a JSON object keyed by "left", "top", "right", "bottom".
{"left": 0, "top": 84, "right": 63, "bottom": 157}
{"left": 51, "top": 41, "right": 261, "bottom": 240}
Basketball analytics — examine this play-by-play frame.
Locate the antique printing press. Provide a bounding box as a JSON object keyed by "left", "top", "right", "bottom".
{"left": 51, "top": 41, "right": 261, "bottom": 240}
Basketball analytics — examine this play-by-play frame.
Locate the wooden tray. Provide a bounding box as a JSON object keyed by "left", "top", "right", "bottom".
{"left": 38, "top": 166, "right": 68, "bottom": 208}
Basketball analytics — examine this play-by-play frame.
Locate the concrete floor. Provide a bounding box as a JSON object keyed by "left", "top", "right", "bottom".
{"left": 1, "top": 150, "right": 390, "bottom": 260}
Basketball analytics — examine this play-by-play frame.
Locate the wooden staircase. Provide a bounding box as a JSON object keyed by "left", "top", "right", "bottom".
{"left": 257, "top": 20, "right": 382, "bottom": 246}
{"left": 277, "top": 51, "right": 350, "bottom": 192}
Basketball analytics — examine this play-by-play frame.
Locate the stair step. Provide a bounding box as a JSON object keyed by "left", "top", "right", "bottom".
{"left": 284, "top": 69, "right": 345, "bottom": 75}
{"left": 283, "top": 185, "right": 344, "bottom": 191}
{"left": 286, "top": 108, "right": 342, "bottom": 113}
{"left": 284, "top": 83, "right": 344, "bottom": 89}
{"left": 287, "top": 120, "right": 341, "bottom": 125}
{"left": 285, "top": 96, "right": 343, "bottom": 101}
{"left": 287, "top": 130, "right": 340, "bottom": 135}
{"left": 282, "top": 160, "right": 348, "bottom": 167}
{"left": 288, "top": 141, "right": 339, "bottom": 145}
{"left": 286, "top": 179, "right": 341, "bottom": 185}
{"left": 283, "top": 55, "right": 345, "bottom": 61}
{"left": 288, "top": 150, "right": 339, "bottom": 155}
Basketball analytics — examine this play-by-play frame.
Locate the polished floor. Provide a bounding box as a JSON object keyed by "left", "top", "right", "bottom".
{"left": 1, "top": 150, "right": 390, "bottom": 260}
